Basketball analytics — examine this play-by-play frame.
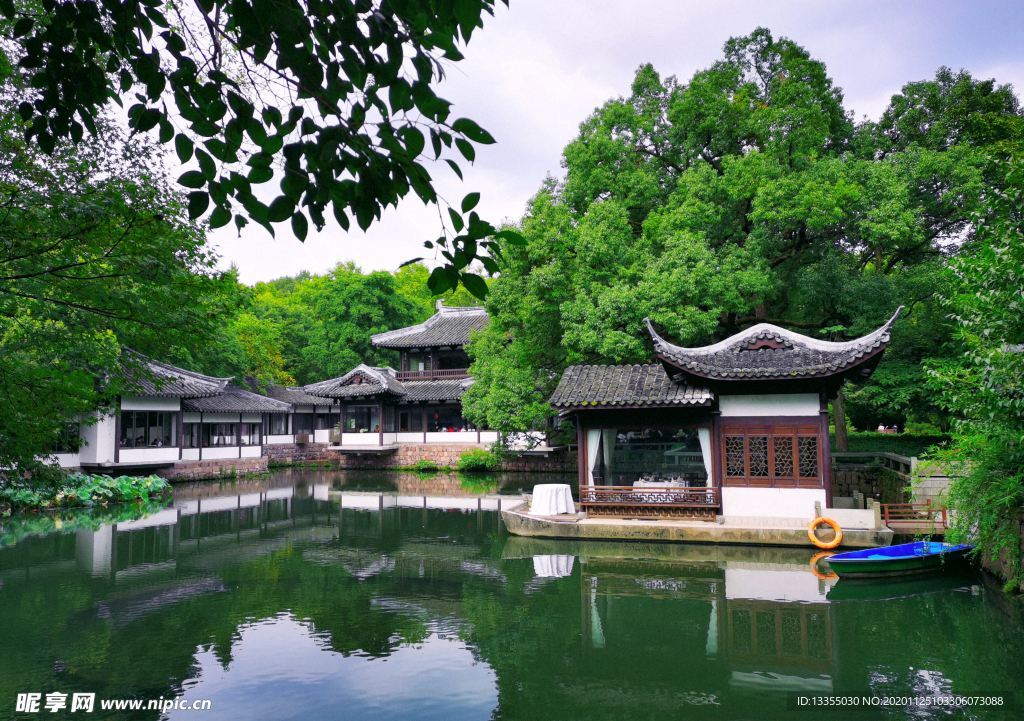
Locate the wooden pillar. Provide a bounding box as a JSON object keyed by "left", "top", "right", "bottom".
{"left": 178, "top": 408, "right": 183, "bottom": 461}
{"left": 237, "top": 413, "right": 242, "bottom": 459}
{"left": 114, "top": 406, "right": 121, "bottom": 464}
{"left": 422, "top": 404, "right": 427, "bottom": 443}
{"left": 576, "top": 416, "right": 585, "bottom": 493}
{"left": 339, "top": 402, "right": 345, "bottom": 446}
{"left": 378, "top": 398, "right": 384, "bottom": 447}
{"left": 199, "top": 411, "right": 203, "bottom": 461}
{"left": 820, "top": 388, "right": 834, "bottom": 508}
{"left": 712, "top": 409, "right": 722, "bottom": 511}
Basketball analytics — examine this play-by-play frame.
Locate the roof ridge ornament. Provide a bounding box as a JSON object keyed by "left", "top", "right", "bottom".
{"left": 644, "top": 307, "right": 904, "bottom": 382}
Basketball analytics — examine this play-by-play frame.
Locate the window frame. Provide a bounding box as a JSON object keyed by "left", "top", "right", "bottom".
{"left": 722, "top": 422, "right": 822, "bottom": 488}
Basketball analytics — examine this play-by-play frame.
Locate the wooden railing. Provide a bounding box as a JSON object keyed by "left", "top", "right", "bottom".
{"left": 395, "top": 368, "right": 470, "bottom": 380}
{"left": 580, "top": 485, "right": 720, "bottom": 520}
{"left": 883, "top": 501, "right": 947, "bottom": 529}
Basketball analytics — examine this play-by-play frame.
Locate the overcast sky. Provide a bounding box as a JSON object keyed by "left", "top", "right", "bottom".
{"left": 208, "top": 0, "right": 1024, "bottom": 286}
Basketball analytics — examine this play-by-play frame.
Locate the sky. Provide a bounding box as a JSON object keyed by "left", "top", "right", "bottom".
{"left": 207, "top": 0, "right": 1024, "bottom": 286}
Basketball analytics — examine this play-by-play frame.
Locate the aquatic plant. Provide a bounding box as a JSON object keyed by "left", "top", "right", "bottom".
{"left": 0, "top": 473, "right": 171, "bottom": 513}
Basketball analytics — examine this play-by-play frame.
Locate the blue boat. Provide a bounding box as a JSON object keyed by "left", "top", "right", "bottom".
{"left": 825, "top": 541, "right": 975, "bottom": 579}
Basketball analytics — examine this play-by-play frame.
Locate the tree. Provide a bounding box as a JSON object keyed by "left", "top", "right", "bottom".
{"left": 463, "top": 29, "right": 1020, "bottom": 439}
{"left": 0, "top": 92, "right": 231, "bottom": 481}
{"left": 2, "top": 0, "right": 523, "bottom": 297}
{"left": 928, "top": 149, "right": 1024, "bottom": 589}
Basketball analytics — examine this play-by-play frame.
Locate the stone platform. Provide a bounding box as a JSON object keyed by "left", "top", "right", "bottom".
{"left": 501, "top": 501, "right": 894, "bottom": 549}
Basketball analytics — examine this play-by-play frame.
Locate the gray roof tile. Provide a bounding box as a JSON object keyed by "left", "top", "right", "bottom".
{"left": 118, "top": 351, "right": 230, "bottom": 398}
{"left": 646, "top": 307, "right": 903, "bottom": 381}
{"left": 399, "top": 378, "right": 471, "bottom": 402}
{"left": 304, "top": 365, "right": 406, "bottom": 399}
{"left": 549, "top": 364, "right": 712, "bottom": 409}
{"left": 371, "top": 301, "right": 488, "bottom": 349}
{"left": 184, "top": 385, "right": 292, "bottom": 413}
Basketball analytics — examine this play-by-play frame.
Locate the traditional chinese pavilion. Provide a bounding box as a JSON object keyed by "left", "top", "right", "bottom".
{"left": 549, "top": 308, "right": 903, "bottom": 520}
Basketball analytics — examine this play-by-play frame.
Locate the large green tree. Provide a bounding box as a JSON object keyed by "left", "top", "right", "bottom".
{"left": 0, "top": 91, "right": 231, "bottom": 481}
{"left": 928, "top": 149, "right": 1024, "bottom": 589}
{"left": 1, "top": 0, "right": 523, "bottom": 296}
{"left": 462, "top": 29, "right": 1021, "bottom": 440}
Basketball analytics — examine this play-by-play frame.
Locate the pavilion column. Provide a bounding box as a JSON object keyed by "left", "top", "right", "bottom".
{"left": 199, "top": 412, "right": 203, "bottom": 461}
{"left": 820, "top": 389, "right": 834, "bottom": 508}
{"left": 422, "top": 405, "right": 427, "bottom": 442}
{"left": 378, "top": 398, "right": 384, "bottom": 447}
{"left": 237, "top": 413, "right": 242, "bottom": 458}
{"left": 178, "top": 408, "right": 183, "bottom": 460}
{"left": 339, "top": 402, "right": 346, "bottom": 446}
{"left": 114, "top": 405, "right": 121, "bottom": 464}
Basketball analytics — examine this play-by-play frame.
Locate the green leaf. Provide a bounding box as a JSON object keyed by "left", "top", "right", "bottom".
{"left": 427, "top": 266, "right": 452, "bottom": 294}
{"left": 494, "top": 229, "right": 527, "bottom": 246}
{"left": 12, "top": 17, "right": 33, "bottom": 37}
{"left": 248, "top": 166, "right": 273, "bottom": 184}
{"left": 187, "top": 191, "right": 209, "bottom": 219}
{"left": 210, "top": 205, "right": 231, "bottom": 228}
{"left": 461, "top": 192, "right": 480, "bottom": 213}
{"left": 291, "top": 211, "right": 308, "bottom": 241}
{"left": 445, "top": 159, "right": 463, "bottom": 179}
{"left": 448, "top": 207, "right": 464, "bottom": 232}
{"left": 175, "top": 134, "right": 194, "bottom": 163}
{"left": 158, "top": 119, "right": 174, "bottom": 144}
{"left": 452, "top": 117, "right": 495, "bottom": 144}
{"left": 195, "top": 149, "right": 216, "bottom": 180}
{"left": 178, "top": 171, "right": 206, "bottom": 189}
{"left": 455, "top": 138, "right": 475, "bottom": 162}
{"left": 461, "top": 272, "right": 489, "bottom": 299}
{"left": 267, "top": 196, "right": 295, "bottom": 223}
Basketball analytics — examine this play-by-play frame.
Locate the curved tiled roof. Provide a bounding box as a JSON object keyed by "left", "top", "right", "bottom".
{"left": 118, "top": 351, "right": 230, "bottom": 398}
{"left": 646, "top": 307, "right": 903, "bottom": 381}
{"left": 184, "top": 385, "right": 292, "bottom": 413}
{"left": 549, "top": 364, "right": 712, "bottom": 409}
{"left": 399, "top": 378, "right": 472, "bottom": 402}
{"left": 304, "top": 365, "right": 406, "bottom": 399}
{"left": 371, "top": 301, "right": 488, "bottom": 349}
{"left": 262, "top": 384, "right": 335, "bottom": 406}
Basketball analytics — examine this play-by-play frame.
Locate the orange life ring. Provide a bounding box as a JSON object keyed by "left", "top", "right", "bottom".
{"left": 808, "top": 517, "right": 843, "bottom": 549}
{"left": 809, "top": 550, "right": 838, "bottom": 580}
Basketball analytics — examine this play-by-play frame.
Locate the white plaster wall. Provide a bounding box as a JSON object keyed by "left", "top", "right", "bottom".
{"left": 240, "top": 446, "right": 261, "bottom": 458}
{"left": 719, "top": 394, "right": 820, "bottom": 417}
{"left": 197, "top": 447, "right": 241, "bottom": 460}
{"left": 314, "top": 429, "right": 331, "bottom": 443}
{"left": 121, "top": 396, "right": 180, "bottom": 411}
{"left": 341, "top": 432, "right": 377, "bottom": 445}
{"left": 79, "top": 413, "right": 116, "bottom": 464}
{"left": 396, "top": 432, "right": 423, "bottom": 443}
{"left": 382, "top": 432, "right": 398, "bottom": 445}
{"left": 183, "top": 412, "right": 201, "bottom": 423}
{"left": 294, "top": 405, "right": 314, "bottom": 413}
{"left": 182, "top": 448, "right": 200, "bottom": 461}
{"left": 479, "top": 431, "right": 499, "bottom": 444}
{"left": 241, "top": 413, "right": 262, "bottom": 423}
{"left": 264, "top": 435, "right": 293, "bottom": 445}
{"left": 313, "top": 485, "right": 330, "bottom": 501}
{"left": 198, "top": 412, "right": 241, "bottom": 423}
{"left": 119, "top": 447, "right": 179, "bottom": 464}
{"left": 76, "top": 525, "right": 112, "bottom": 577}
{"left": 721, "top": 487, "right": 826, "bottom": 518}
{"left": 117, "top": 508, "right": 179, "bottom": 531}
{"left": 426, "top": 431, "right": 476, "bottom": 443}
{"left": 725, "top": 567, "right": 827, "bottom": 603}
{"left": 54, "top": 453, "right": 81, "bottom": 469}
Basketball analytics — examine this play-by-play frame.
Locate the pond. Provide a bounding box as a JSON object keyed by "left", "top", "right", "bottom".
{"left": 1, "top": 469, "right": 1022, "bottom": 720}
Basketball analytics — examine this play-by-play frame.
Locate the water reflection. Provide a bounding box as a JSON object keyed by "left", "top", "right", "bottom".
{"left": 0, "top": 471, "right": 1022, "bottom": 720}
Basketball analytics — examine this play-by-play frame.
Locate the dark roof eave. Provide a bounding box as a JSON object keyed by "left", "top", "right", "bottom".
{"left": 656, "top": 344, "right": 889, "bottom": 383}
{"left": 551, "top": 399, "right": 714, "bottom": 412}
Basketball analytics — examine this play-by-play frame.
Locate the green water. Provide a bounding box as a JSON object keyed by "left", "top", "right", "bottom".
{"left": 1, "top": 469, "right": 1022, "bottom": 720}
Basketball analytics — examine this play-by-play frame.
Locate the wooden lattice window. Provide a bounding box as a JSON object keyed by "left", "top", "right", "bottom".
{"left": 722, "top": 425, "right": 822, "bottom": 488}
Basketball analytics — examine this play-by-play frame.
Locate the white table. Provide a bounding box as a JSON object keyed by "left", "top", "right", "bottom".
{"left": 530, "top": 483, "right": 575, "bottom": 515}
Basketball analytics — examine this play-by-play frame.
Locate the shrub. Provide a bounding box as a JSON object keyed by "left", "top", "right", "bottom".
{"left": 457, "top": 447, "right": 499, "bottom": 472}
{"left": 411, "top": 459, "right": 440, "bottom": 473}
{"left": 830, "top": 432, "right": 950, "bottom": 457}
